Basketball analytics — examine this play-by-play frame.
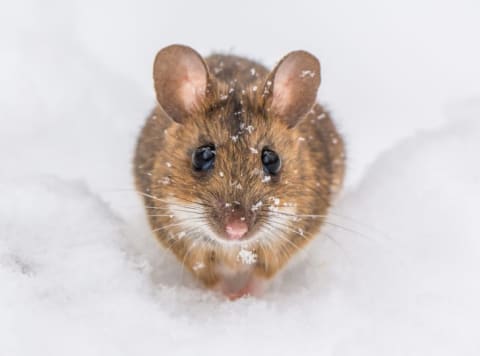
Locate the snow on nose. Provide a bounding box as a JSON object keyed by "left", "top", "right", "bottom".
{"left": 225, "top": 220, "right": 248, "bottom": 240}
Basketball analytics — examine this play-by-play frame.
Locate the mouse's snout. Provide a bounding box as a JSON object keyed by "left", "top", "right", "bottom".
{"left": 214, "top": 202, "right": 256, "bottom": 241}
{"left": 225, "top": 218, "right": 248, "bottom": 240}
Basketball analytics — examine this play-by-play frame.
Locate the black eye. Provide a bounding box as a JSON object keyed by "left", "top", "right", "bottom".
{"left": 192, "top": 144, "right": 216, "bottom": 171}
{"left": 262, "top": 148, "right": 281, "bottom": 175}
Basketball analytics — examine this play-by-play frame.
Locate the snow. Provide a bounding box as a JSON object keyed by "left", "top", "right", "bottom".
{"left": 251, "top": 201, "right": 264, "bottom": 212}
{"left": 262, "top": 175, "right": 272, "bottom": 183}
{"left": 237, "top": 249, "right": 258, "bottom": 265}
{"left": 1, "top": 0, "right": 480, "bottom": 355}
{"left": 300, "top": 70, "right": 316, "bottom": 78}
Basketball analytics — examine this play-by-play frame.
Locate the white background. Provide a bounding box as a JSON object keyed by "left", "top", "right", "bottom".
{"left": 1, "top": 0, "right": 479, "bottom": 355}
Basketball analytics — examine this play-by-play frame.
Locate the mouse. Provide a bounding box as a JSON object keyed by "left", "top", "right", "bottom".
{"left": 134, "top": 44, "right": 345, "bottom": 299}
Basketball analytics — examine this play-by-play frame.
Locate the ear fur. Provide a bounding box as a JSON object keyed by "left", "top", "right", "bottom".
{"left": 153, "top": 44, "right": 211, "bottom": 124}
{"left": 263, "top": 50, "right": 321, "bottom": 128}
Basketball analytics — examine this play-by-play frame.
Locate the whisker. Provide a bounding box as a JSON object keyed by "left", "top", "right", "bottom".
{"left": 321, "top": 220, "right": 380, "bottom": 243}
{"left": 264, "top": 218, "right": 310, "bottom": 240}
{"left": 320, "top": 231, "right": 352, "bottom": 265}
{"left": 261, "top": 221, "right": 307, "bottom": 255}
{"left": 147, "top": 213, "right": 205, "bottom": 218}
{"left": 144, "top": 205, "right": 202, "bottom": 211}
{"left": 266, "top": 210, "right": 328, "bottom": 219}
{"left": 264, "top": 209, "right": 391, "bottom": 243}
{"left": 152, "top": 221, "right": 205, "bottom": 233}
{"left": 146, "top": 214, "right": 175, "bottom": 218}
{"left": 142, "top": 189, "right": 213, "bottom": 209}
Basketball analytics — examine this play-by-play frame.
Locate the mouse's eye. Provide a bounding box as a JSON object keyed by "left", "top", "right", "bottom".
{"left": 192, "top": 144, "right": 216, "bottom": 171}
{"left": 262, "top": 148, "right": 281, "bottom": 175}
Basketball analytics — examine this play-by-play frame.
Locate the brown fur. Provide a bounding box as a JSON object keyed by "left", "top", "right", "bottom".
{"left": 134, "top": 45, "right": 345, "bottom": 291}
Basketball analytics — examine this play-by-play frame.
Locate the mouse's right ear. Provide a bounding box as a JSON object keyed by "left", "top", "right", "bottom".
{"left": 153, "top": 44, "right": 212, "bottom": 124}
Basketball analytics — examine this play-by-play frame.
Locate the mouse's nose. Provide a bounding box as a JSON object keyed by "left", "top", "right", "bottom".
{"left": 225, "top": 219, "right": 248, "bottom": 240}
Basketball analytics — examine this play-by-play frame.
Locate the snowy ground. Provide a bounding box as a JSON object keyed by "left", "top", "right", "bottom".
{"left": 1, "top": 0, "right": 480, "bottom": 355}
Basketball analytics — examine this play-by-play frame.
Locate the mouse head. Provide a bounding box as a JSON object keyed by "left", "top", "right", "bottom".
{"left": 151, "top": 44, "right": 325, "bottom": 251}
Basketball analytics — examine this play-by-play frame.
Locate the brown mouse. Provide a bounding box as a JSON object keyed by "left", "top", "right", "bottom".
{"left": 134, "top": 44, "right": 345, "bottom": 298}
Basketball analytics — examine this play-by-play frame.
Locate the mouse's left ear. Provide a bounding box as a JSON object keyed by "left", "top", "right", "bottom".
{"left": 263, "top": 50, "right": 320, "bottom": 128}
{"left": 153, "top": 44, "right": 213, "bottom": 124}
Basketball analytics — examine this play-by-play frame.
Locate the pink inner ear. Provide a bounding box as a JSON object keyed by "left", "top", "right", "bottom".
{"left": 271, "top": 58, "right": 298, "bottom": 114}
{"left": 178, "top": 57, "right": 207, "bottom": 111}
{"left": 268, "top": 51, "right": 320, "bottom": 126}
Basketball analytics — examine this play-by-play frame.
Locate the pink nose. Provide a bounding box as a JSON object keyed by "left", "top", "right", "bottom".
{"left": 225, "top": 220, "right": 248, "bottom": 240}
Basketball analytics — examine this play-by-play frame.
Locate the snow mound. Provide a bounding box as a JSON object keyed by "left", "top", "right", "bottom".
{"left": 1, "top": 111, "right": 480, "bottom": 355}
